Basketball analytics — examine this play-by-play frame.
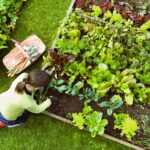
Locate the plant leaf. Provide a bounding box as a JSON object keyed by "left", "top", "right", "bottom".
{"left": 107, "top": 108, "right": 113, "bottom": 116}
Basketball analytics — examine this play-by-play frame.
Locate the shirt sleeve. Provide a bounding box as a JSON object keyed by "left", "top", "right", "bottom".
{"left": 10, "top": 73, "right": 28, "bottom": 90}
{"left": 25, "top": 99, "right": 51, "bottom": 113}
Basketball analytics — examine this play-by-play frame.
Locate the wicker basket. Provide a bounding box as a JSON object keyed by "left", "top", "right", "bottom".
{"left": 3, "top": 35, "right": 46, "bottom": 75}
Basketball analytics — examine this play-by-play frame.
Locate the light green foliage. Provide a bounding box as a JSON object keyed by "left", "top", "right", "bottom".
{"left": 134, "top": 87, "right": 150, "bottom": 105}
{"left": 91, "top": 5, "right": 102, "bottom": 17}
{"left": 57, "top": 38, "right": 81, "bottom": 56}
{"left": 56, "top": 8, "right": 150, "bottom": 105}
{"left": 72, "top": 103, "right": 108, "bottom": 137}
{"left": 136, "top": 63, "right": 150, "bottom": 85}
{"left": 114, "top": 69, "right": 136, "bottom": 105}
{"left": 114, "top": 113, "right": 139, "bottom": 141}
{"left": 99, "top": 95, "right": 123, "bottom": 116}
{"left": 63, "top": 60, "right": 87, "bottom": 81}
{"left": 87, "top": 63, "right": 115, "bottom": 97}
{"left": 0, "top": 0, "right": 26, "bottom": 49}
{"left": 72, "top": 113, "right": 84, "bottom": 129}
{"left": 110, "top": 13, "right": 124, "bottom": 23}
{"left": 140, "top": 20, "right": 150, "bottom": 31}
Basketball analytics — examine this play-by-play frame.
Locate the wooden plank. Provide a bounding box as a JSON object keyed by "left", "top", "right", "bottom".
{"left": 43, "top": 111, "right": 145, "bottom": 150}
{"left": 43, "top": 111, "right": 72, "bottom": 125}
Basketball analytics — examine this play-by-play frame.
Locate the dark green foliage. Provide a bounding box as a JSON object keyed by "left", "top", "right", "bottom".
{"left": 49, "top": 77, "right": 84, "bottom": 96}
{"left": 99, "top": 95, "right": 123, "bottom": 116}
{"left": 0, "top": 0, "right": 26, "bottom": 49}
{"left": 79, "top": 88, "right": 101, "bottom": 102}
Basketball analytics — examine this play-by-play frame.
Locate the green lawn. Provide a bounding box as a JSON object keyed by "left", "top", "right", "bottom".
{"left": 0, "top": 114, "right": 133, "bottom": 150}
{"left": 0, "top": 0, "right": 133, "bottom": 149}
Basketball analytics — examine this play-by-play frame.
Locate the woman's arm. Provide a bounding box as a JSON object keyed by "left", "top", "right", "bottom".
{"left": 10, "top": 73, "right": 28, "bottom": 90}
{"left": 25, "top": 99, "right": 51, "bottom": 113}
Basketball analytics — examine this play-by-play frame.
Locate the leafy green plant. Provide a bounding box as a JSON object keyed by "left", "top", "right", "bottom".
{"left": 49, "top": 77, "right": 84, "bottom": 96}
{"left": 99, "top": 95, "right": 123, "bottom": 116}
{"left": 141, "top": 115, "right": 150, "bottom": 135}
{"left": 63, "top": 60, "right": 87, "bottom": 82}
{"left": 65, "top": 81, "right": 84, "bottom": 96}
{"left": 0, "top": 0, "right": 26, "bottom": 49}
{"left": 87, "top": 63, "right": 115, "bottom": 98}
{"left": 49, "top": 78, "right": 67, "bottom": 93}
{"left": 114, "top": 69, "right": 137, "bottom": 105}
{"left": 134, "top": 87, "right": 150, "bottom": 105}
{"left": 114, "top": 113, "right": 139, "bottom": 141}
{"left": 72, "top": 103, "right": 108, "bottom": 137}
{"left": 136, "top": 63, "right": 150, "bottom": 85}
{"left": 79, "top": 88, "right": 101, "bottom": 102}
{"left": 140, "top": 20, "right": 150, "bottom": 31}
{"left": 91, "top": 5, "right": 102, "bottom": 17}
{"left": 53, "top": 8, "right": 150, "bottom": 106}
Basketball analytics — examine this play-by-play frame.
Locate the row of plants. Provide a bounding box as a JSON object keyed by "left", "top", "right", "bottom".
{"left": 48, "top": 76, "right": 140, "bottom": 141}
{"left": 50, "top": 7, "right": 150, "bottom": 105}
{"left": 42, "top": 3, "right": 150, "bottom": 148}
{"left": 75, "top": 0, "right": 150, "bottom": 25}
{"left": 0, "top": 0, "right": 26, "bottom": 49}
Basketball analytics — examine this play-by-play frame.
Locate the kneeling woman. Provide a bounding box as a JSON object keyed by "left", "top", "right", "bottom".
{"left": 0, "top": 70, "right": 51, "bottom": 127}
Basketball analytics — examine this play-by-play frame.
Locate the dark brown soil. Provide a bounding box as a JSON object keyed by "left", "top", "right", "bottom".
{"left": 47, "top": 89, "right": 150, "bottom": 149}
{"left": 48, "top": 90, "right": 83, "bottom": 118}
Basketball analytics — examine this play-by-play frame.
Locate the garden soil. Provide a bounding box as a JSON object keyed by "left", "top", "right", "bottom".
{"left": 47, "top": 89, "right": 150, "bottom": 149}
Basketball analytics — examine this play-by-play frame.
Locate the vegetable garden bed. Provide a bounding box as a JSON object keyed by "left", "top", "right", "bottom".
{"left": 41, "top": 0, "right": 150, "bottom": 149}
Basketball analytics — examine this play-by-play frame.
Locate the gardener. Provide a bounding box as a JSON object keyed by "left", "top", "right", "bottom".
{"left": 0, "top": 70, "right": 51, "bottom": 127}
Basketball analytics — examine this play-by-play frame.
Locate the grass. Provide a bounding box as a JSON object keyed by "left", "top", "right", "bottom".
{"left": 0, "top": 0, "right": 133, "bottom": 149}
{"left": 0, "top": 0, "right": 72, "bottom": 93}
{"left": 0, "top": 114, "right": 133, "bottom": 150}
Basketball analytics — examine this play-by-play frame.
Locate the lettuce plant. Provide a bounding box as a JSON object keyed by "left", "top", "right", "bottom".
{"left": 114, "top": 113, "right": 139, "bottom": 141}
{"left": 72, "top": 103, "right": 108, "bottom": 137}
{"left": 79, "top": 88, "right": 101, "bottom": 102}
